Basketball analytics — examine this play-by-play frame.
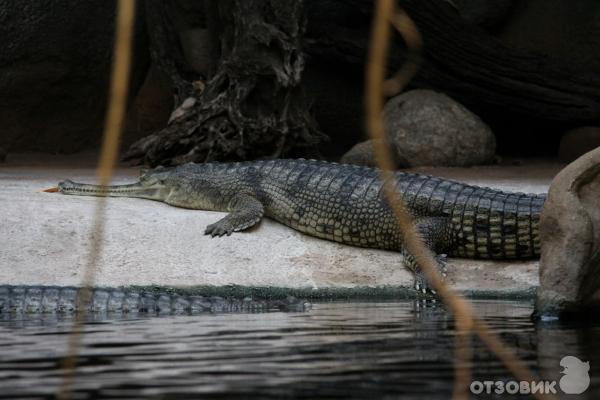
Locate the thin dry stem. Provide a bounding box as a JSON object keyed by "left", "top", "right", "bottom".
{"left": 452, "top": 314, "right": 473, "bottom": 400}
{"left": 366, "top": 1, "right": 554, "bottom": 399}
{"left": 383, "top": 10, "right": 422, "bottom": 96}
{"left": 57, "top": 1, "right": 136, "bottom": 399}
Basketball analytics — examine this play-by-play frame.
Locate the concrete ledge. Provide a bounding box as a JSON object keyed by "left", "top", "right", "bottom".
{"left": 0, "top": 154, "right": 561, "bottom": 298}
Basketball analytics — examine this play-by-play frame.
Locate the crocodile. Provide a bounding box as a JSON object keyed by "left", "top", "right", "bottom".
{"left": 53, "top": 159, "right": 546, "bottom": 292}
{"left": 0, "top": 285, "right": 309, "bottom": 315}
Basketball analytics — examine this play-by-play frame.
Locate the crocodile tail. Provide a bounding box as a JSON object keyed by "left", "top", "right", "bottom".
{"left": 0, "top": 286, "right": 310, "bottom": 315}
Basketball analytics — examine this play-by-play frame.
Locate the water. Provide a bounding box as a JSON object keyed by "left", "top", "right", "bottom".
{"left": 0, "top": 300, "right": 598, "bottom": 399}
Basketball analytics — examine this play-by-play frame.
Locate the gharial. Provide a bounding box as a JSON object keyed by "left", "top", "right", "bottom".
{"left": 50, "top": 159, "right": 546, "bottom": 293}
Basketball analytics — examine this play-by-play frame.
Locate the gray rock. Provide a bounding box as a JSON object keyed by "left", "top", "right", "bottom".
{"left": 340, "top": 90, "right": 496, "bottom": 168}
{"left": 536, "top": 147, "right": 600, "bottom": 318}
{"left": 558, "top": 126, "right": 600, "bottom": 163}
{"left": 383, "top": 90, "right": 496, "bottom": 167}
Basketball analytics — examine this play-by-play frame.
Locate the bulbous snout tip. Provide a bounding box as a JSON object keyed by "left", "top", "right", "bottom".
{"left": 57, "top": 179, "right": 76, "bottom": 192}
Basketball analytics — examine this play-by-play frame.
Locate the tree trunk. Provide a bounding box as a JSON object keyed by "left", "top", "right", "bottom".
{"left": 125, "top": 0, "right": 325, "bottom": 166}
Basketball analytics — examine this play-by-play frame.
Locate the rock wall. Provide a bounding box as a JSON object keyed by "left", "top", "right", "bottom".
{"left": 0, "top": 0, "right": 150, "bottom": 153}
{"left": 1, "top": 0, "right": 599, "bottom": 160}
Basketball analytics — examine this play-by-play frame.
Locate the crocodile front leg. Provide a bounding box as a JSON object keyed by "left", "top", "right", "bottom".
{"left": 402, "top": 217, "right": 452, "bottom": 294}
{"left": 204, "top": 194, "right": 265, "bottom": 237}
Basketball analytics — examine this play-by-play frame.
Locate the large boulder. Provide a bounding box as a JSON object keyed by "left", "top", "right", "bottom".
{"left": 384, "top": 90, "right": 496, "bottom": 167}
{"left": 536, "top": 147, "right": 600, "bottom": 318}
{"left": 341, "top": 90, "right": 496, "bottom": 167}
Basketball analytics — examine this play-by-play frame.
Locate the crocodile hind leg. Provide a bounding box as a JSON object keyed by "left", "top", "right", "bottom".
{"left": 401, "top": 217, "right": 453, "bottom": 294}
{"left": 204, "top": 194, "right": 264, "bottom": 237}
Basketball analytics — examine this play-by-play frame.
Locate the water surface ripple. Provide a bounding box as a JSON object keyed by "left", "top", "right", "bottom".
{"left": 0, "top": 301, "right": 598, "bottom": 399}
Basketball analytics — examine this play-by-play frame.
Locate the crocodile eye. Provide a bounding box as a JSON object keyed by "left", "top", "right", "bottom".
{"left": 139, "top": 174, "right": 157, "bottom": 185}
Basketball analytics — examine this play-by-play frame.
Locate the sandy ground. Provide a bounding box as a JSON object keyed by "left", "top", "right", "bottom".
{"left": 0, "top": 153, "right": 564, "bottom": 297}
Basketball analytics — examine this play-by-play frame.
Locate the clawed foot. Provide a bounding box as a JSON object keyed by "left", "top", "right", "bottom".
{"left": 204, "top": 221, "right": 234, "bottom": 237}
{"left": 413, "top": 254, "right": 448, "bottom": 296}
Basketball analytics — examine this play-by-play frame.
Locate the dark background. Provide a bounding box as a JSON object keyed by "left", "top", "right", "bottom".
{"left": 1, "top": 0, "right": 599, "bottom": 160}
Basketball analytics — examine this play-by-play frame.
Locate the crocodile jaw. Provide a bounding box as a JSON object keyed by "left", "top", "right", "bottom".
{"left": 57, "top": 179, "right": 169, "bottom": 201}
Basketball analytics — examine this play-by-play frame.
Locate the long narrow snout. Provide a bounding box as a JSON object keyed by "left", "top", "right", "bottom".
{"left": 57, "top": 179, "right": 165, "bottom": 200}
